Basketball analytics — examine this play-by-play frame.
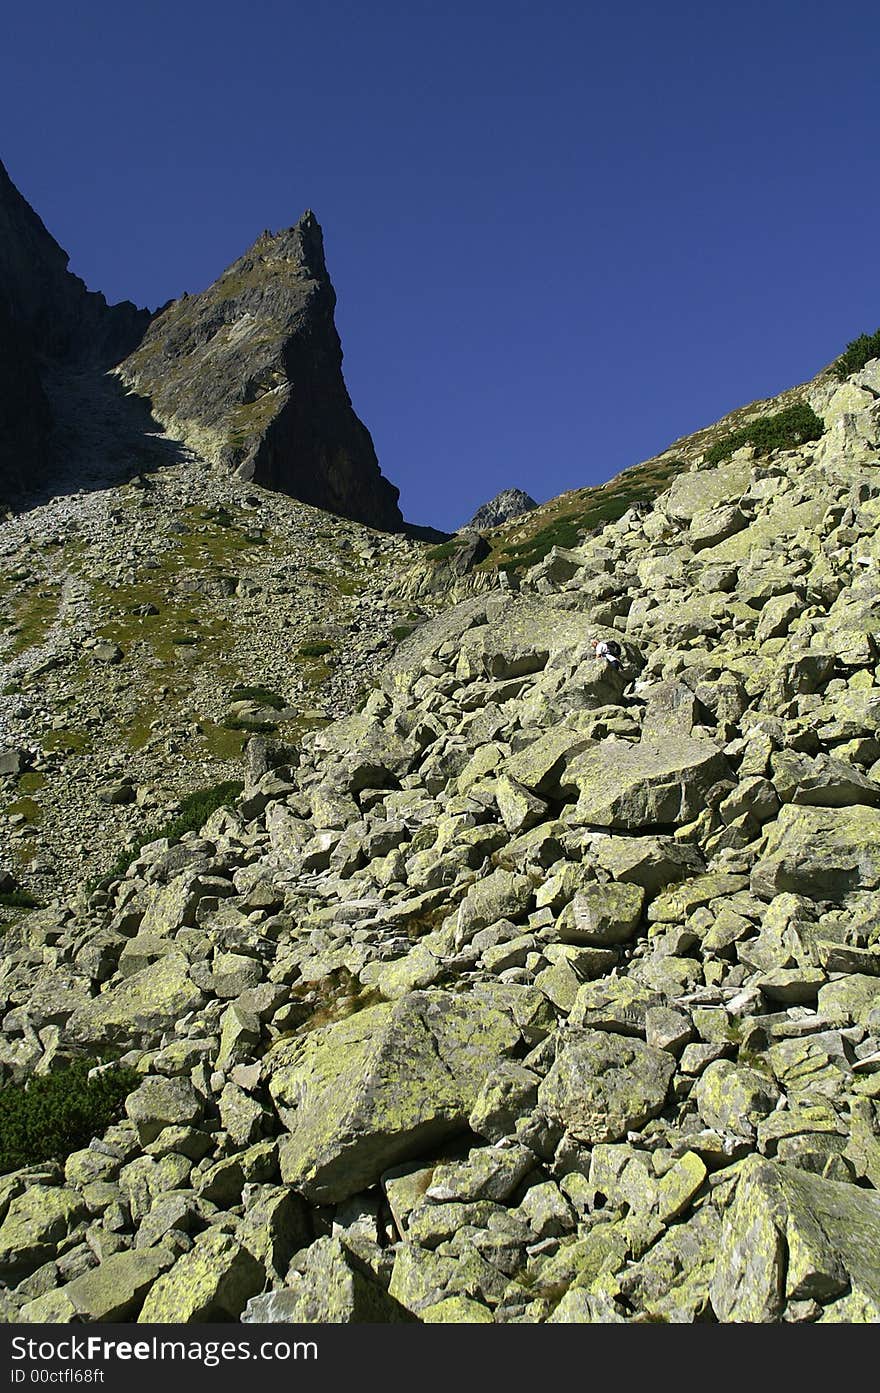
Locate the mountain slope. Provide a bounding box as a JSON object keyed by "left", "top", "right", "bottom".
{"left": 2, "top": 342, "right": 880, "bottom": 1324}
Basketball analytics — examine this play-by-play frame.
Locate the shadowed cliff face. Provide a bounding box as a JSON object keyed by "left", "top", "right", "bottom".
{"left": 117, "top": 212, "right": 403, "bottom": 531}
{"left": 0, "top": 159, "right": 150, "bottom": 367}
{"left": 0, "top": 159, "right": 153, "bottom": 503}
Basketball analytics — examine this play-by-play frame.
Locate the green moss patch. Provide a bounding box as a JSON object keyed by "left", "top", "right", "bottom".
{"left": 5, "top": 797, "right": 43, "bottom": 825}
{"left": 17, "top": 773, "right": 46, "bottom": 794}
{"left": 40, "top": 729, "right": 90, "bottom": 754}
{"left": 5, "top": 583, "right": 62, "bottom": 656}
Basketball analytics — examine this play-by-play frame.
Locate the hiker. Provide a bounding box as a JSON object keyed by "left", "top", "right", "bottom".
{"left": 591, "top": 637, "right": 623, "bottom": 670}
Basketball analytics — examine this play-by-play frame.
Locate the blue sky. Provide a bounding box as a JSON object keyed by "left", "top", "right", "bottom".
{"left": 3, "top": 1, "right": 878, "bottom": 530}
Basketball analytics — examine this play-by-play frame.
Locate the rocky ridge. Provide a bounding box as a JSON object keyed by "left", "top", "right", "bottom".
{"left": 1, "top": 354, "right": 880, "bottom": 1324}
{"left": 0, "top": 160, "right": 151, "bottom": 501}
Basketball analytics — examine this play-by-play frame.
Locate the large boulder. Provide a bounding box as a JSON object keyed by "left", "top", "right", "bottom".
{"left": 751, "top": 804, "right": 880, "bottom": 900}
{"left": 243, "top": 1237, "right": 414, "bottom": 1323}
{"left": 561, "top": 736, "right": 730, "bottom": 829}
{"left": 138, "top": 1230, "right": 265, "bottom": 1322}
{"left": 65, "top": 953, "right": 204, "bottom": 1047}
{"left": 267, "top": 991, "right": 521, "bottom": 1203}
{"left": 538, "top": 1029, "right": 676, "bottom": 1143}
{"left": 710, "top": 1157, "right": 880, "bottom": 1322}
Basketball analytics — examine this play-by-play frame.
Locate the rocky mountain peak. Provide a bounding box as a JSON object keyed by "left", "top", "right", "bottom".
{"left": 117, "top": 208, "right": 403, "bottom": 531}
{"left": 461, "top": 487, "right": 538, "bottom": 532}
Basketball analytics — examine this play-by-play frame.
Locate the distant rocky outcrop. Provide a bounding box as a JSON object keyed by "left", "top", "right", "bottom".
{"left": 461, "top": 488, "right": 537, "bottom": 532}
{"left": 117, "top": 213, "right": 403, "bottom": 531}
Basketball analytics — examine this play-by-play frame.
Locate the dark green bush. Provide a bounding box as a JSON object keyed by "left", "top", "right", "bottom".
{"left": 833, "top": 328, "right": 880, "bottom": 381}
{"left": 297, "top": 641, "right": 334, "bottom": 658}
{"left": 425, "top": 540, "right": 465, "bottom": 561}
{"left": 704, "top": 403, "right": 824, "bottom": 466}
{"left": 228, "top": 684, "right": 285, "bottom": 709}
{"left": 221, "top": 716, "right": 278, "bottom": 733}
{"left": 0, "top": 1059, "right": 140, "bottom": 1174}
{"left": 0, "top": 890, "right": 41, "bottom": 909}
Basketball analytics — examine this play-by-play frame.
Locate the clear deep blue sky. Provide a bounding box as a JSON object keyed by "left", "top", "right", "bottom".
{"left": 2, "top": 1, "right": 878, "bottom": 530}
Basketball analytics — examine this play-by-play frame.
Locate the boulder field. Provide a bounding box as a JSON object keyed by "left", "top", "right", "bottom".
{"left": 2, "top": 359, "right": 880, "bottom": 1323}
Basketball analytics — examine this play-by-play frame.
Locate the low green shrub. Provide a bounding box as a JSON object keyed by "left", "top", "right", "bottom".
{"left": 703, "top": 403, "right": 824, "bottom": 466}
{"left": 0, "top": 1059, "right": 140, "bottom": 1174}
{"left": 425, "top": 539, "right": 465, "bottom": 561}
{"left": 228, "top": 684, "right": 285, "bottom": 709}
{"left": 833, "top": 328, "right": 880, "bottom": 381}
{"left": 94, "top": 779, "right": 244, "bottom": 887}
{"left": 221, "top": 716, "right": 278, "bottom": 733}
{"left": 0, "top": 890, "right": 41, "bottom": 909}
{"left": 298, "top": 641, "right": 335, "bottom": 658}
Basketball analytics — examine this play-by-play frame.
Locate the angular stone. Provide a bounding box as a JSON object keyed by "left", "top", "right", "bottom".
{"left": 138, "top": 1229, "right": 265, "bottom": 1322}
{"left": 751, "top": 804, "right": 880, "bottom": 900}
{"left": 494, "top": 776, "right": 548, "bottom": 834}
{"left": 711, "top": 1158, "right": 880, "bottom": 1321}
{"left": 52, "top": 1247, "right": 174, "bottom": 1322}
{"left": 647, "top": 872, "right": 749, "bottom": 923}
{"left": 503, "top": 727, "right": 594, "bottom": 796}
{"left": 562, "top": 736, "right": 730, "bottom": 830}
{"left": 125, "top": 1076, "right": 203, "bottom": 1145}
{"left": 65, "top": 954, "right": 204, "bottom": 1047}
{"left": 593, "top": 834, "right": 705, "bottom": 894}
{"left": 243, "top": 1236, "right": 413, "bottom": 1323}
{"left": 538, "top": 1029, "right": 675, "bottom": 1143}
{"left": 268, "top": 990, "right": 520, "bottom": 1203}
{"left": 694, "top": 1060, "right": 781, "bottom": 1137}
{"left": 563, "top": 881, "right": 645, "bottom": 944}
{"left": 569, "top": 977, "right": 658, "bottom": 1036}
{"left": 468, "top": 1062, "right": 541, "bottom": 1141}
{"left": 0, "top": 1188, "right": 86, "bottom": 1282}
{"left": 817, "top": 974, "right": 880, "bottom": 1028}
{"left": 454, "top": 870, "right": 534, "bottom": 946}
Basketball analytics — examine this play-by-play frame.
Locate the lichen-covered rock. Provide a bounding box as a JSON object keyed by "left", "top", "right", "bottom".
{"left": 751, "top": 804, "right": 880, "bottom": 901}
{"left": 693, "top": 1060, "right": 781, "bottom": 1138}
{"left": 561, "top": 735, "right": 730, "bottom": 829}
{"left": 561, "top": 882, "right": 645, "bottom": 944}
{"left": 125, "top": 1076, "right": 203, "bottom": 1144}
{"left": 0, "top": 1188, "right": 86, "bottom": 1282}
{"left": 267, "top": 990, "right": 520, "bottom": 1203}
{"left": 65, "top": 953, "right": 204, "bottom": 1047}
{"left": 710, "top": 1158, "right": 880, "bottom": 1322}
{"left": 138, "top": 1229, "right": 265, "bottom": 1322}
{"left": 538, "top": 1029, "right": 676, "bottom": 1143}
{"left": 20, "top": 1247, "right": 175, "bottom": 1323}
{"left": 242, "top": 1236, "right": 413, "bottom": 1323}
